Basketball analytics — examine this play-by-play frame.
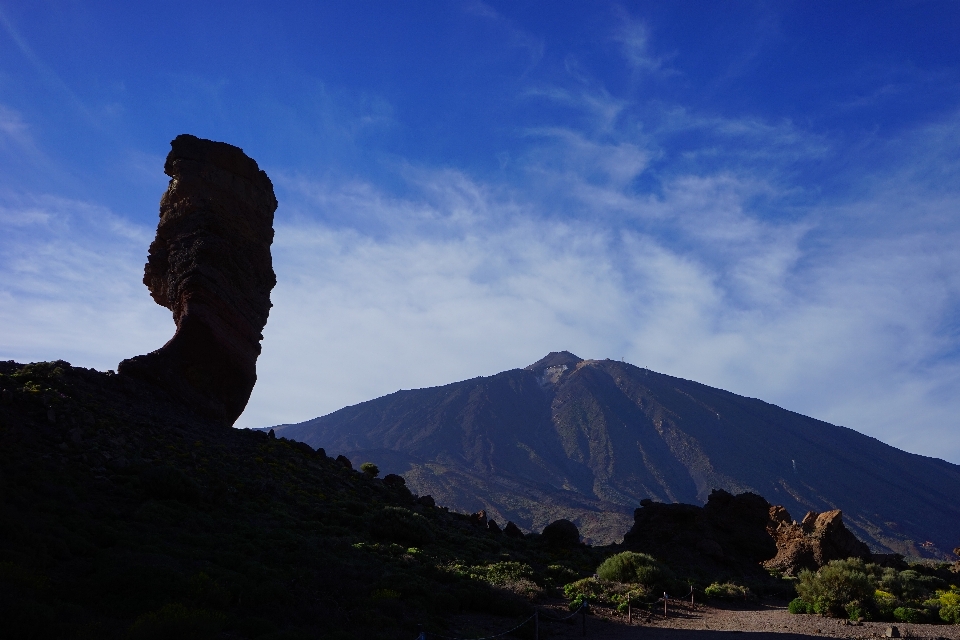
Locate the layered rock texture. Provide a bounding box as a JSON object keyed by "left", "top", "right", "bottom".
{"left": 118, "top": 134, "right": 276, "bottom": 426}
{"left": 269, "top": 351, "right": 960, "bottom": 555}
{"left": 764, "top": 508, "right": 873, "bottom": 575}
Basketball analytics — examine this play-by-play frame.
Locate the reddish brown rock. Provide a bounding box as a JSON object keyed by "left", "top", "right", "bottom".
{"left": 118, "top": 134, "right": 277, "bottom": 426}
{"left": 763, "top": 509, "right": 872, "bottom": 575}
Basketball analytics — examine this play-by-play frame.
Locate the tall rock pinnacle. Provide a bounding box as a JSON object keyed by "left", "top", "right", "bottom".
{"left": 118, "top": 134, "right": 277, "bottom": 426}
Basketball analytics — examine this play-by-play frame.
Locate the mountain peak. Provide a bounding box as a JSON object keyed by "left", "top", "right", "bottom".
{"left": 524, "top": 351, "right": 583, "bottom": 374}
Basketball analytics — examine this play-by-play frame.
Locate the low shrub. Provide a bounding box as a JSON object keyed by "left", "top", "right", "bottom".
{"left": 482, "top": 561, "right": 535, "bottom": 587}
{"left": 875, "top": 589, "right": 898, "bottom": 619}
{"left": 359, "top": 462, "right": 379, "bottom": 478}
{"left": 796, "top": 558, "right": 876, "bottom": 618}
{"left": 937, "top": 590, "right": 960, "bottom": 624}
{"left": 704, "top": 582, "right": 751, "bottom": 600}
{"left": 893, "top": 606, "right": 923, "bottom": 623}
{"left": 789, "top": 597, "right": 812, "bottom": 614}
{"left": 897, "top": 570, "right": 946, "bottom": 601}
{"left": 596, "top": 551, "right": 673, "bottom": 588}
{"left": 845, "top": 600, "right": 869, "bottom": 621}
{"left": 563, "top": 577, "right": 607, "bottom": 609}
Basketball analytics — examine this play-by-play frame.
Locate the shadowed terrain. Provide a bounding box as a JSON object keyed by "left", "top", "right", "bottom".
{"left": 270, "top": 352, "right": 960, "bottom": 555}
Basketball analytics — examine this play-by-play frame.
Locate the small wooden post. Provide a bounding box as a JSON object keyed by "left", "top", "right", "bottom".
{"left": 628, "top": 600, "right": 632, "bottom": 625}
{"left": 664, "top": 593, "right": 668, "bottom": 617}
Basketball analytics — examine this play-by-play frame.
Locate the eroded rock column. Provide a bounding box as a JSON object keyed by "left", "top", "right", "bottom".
{"left": 119, "top": 134, "right": 277, "bottom": 426}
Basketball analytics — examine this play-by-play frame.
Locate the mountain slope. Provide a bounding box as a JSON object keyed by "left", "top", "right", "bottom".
{"left": 271, "top": 352, "right": 960, "bottom": 554}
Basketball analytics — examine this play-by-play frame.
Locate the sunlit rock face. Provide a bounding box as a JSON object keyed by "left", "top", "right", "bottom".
{"left": 119, "top": 134, "right": 277, "bottom": 426}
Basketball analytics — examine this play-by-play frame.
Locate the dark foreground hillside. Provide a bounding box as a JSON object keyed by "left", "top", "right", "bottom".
{"left": 270, "top": 352, "right": 960, "bottom": 556}
{"left": 0, "top": 360, "right": 624, "bottom": 639}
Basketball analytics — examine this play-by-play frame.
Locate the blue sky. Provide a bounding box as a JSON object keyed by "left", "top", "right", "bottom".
{"left": 3, "top": 1, "right": 960, "bottom": 464}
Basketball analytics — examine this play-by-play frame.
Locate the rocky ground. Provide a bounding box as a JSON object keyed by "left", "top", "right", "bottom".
{"left": 447, "top": 600, "right": 960, "bottom": 640}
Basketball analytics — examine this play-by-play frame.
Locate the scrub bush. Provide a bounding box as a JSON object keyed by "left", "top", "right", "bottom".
{"left": 937, "top": 590, "right": 960, "bottom": 624}
{"left": 789, "top": 597, "right": 812, "bottom": 614}
{"left": 796, "top": 558, "right": 876, "bottom": 618}
{"left": 596, "top": 551, "right": 672, "bottom": 587}
{"left": 704, "top": 582, "right": 751, "bottom": 599}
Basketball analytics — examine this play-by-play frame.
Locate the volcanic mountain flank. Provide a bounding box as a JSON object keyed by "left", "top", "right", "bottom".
{"left": 270, "top": 351, "right": 960, "bottom": 554}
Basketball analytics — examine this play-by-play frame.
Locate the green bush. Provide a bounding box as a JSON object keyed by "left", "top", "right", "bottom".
{"left": 563, "top": 577, "right": 606, "bottom": 608}
{"left": 845, "top": 600, "right": 868, "bottom": 621}
{"left": 359, "top": 462, "right": 380, "bottom": 478}
{"left": 596, "top": 551, "right": 672, "bottom": 587}
{"left": 482, "top": 561, "right": 535, "bottom": 587}
{"left": 789, "top": 597, "right": 812, "bottom": 614}
{"left": 893, "top": 606, "right": 923, "bottom": 623}
{"left": 704, "top": 582, "right": 751, "bottom": 600}
{"left": 875, "top": 589, "right": 898, "bottom": 619}
{"left": 937, "top": 590, "right": 960, "bottom": 624}
{"left": 796, "top": 558, "right": 876, "bottom": 618}
{"left": 368, "top": 506, "right": 434, "bottom": 546}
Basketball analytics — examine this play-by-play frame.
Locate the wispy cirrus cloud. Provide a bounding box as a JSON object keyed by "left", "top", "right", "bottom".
{"left": 0, "top": 193, "right": 169, "bottom": 370}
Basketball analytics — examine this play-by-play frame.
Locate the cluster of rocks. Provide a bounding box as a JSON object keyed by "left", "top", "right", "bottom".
{"left": 468, "top": 509, "right": 526, "bottom": 539}
{"left": 764, "top": 507, "right": 872, "bottom": 574}
{"left": 623, "top": 490, "right": 778, "bottom": 573}
{"left": 623, "top": 489, "right": 875, "bottom": 576}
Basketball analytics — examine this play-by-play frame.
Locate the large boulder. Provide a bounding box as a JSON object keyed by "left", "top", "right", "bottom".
{"left": 541, "top": 518, "right": 580, "bottom": 547}
{"left": 118, "top": 135, "right": 277, "bottom": 426}
{"left": 622, "top": 490, "right": 779, "bottom": 574}
{"left": 763, "top": 509, "right": 872, "bottom": 575}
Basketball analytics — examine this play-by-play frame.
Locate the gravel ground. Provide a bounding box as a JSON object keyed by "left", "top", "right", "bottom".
{"left": 444, "top": 600, "right": 960, "bottom": 640}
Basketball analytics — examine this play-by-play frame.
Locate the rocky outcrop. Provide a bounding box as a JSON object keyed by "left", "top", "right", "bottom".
{"left": 541, "top": 518, "right": 580, "bottom": 547}
{"left": 118, "top": 134, "right": 277, "bottom": 426}
{"left": 622, "top": 491, "right": 876, "bottom": 576}
{"left": 763, "top": 509, "right": 872, "bottom": 575}
{"left": 622, "top": 490, "right": 780, "bottom": 574}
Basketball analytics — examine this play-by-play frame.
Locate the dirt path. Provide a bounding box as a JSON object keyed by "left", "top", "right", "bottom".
{"left": 444, "top": 600, "right": 960, "bottom": 640}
